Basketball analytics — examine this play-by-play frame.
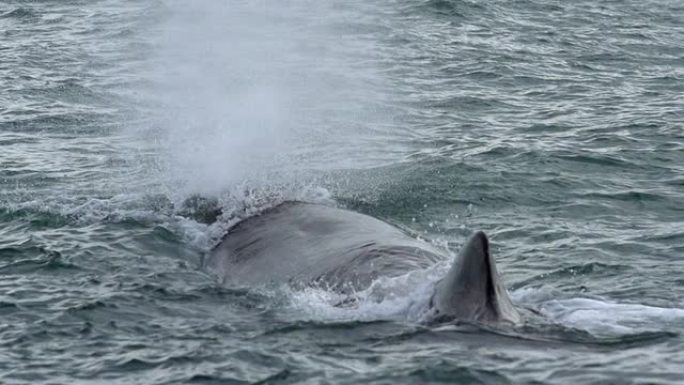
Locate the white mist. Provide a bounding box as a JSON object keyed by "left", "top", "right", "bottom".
{"left": 143, "top": 1, "right": 396, "bottom": 201}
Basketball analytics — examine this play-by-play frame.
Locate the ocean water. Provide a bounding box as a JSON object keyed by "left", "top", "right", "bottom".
{"left": 1, "top": 0, "right": 683, "bottom": 384}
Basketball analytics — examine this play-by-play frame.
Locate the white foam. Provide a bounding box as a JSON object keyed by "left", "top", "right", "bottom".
{"left": 283, "top": 281, "right": 684, "bottom": 335}
{"left": 513, "top": 287, "right": 684, "bottom": 337}
{"left": 175, "top": 183, "right": 335, "bottom": 251}
{"left": 283, "top": 262, "right": 450, "bottom": 324}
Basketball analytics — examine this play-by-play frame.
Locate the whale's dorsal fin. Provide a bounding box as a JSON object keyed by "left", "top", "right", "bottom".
{"left": 431, "top": 231, "right": 519, "bottom": 323}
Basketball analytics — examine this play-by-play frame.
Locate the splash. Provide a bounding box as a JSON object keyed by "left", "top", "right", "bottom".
{"left": 282, "top": 262, "right": 450, "bottom": 324}
{"left": 175, "top": 183, "right": 335, "bottom": 252}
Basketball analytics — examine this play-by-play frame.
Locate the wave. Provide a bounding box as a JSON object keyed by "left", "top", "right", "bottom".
{"left": 0, "top": 8, "right": 36, "bottom": 20}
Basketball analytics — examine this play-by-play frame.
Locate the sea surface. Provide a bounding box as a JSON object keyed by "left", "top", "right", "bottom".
{"left": 1, "top": 0, "right": 683, "bottom": 384}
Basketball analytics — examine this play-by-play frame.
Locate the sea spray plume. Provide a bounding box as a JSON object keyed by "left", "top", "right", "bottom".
{"left": 142, "top": 1, "right": 395, "bottom": 199}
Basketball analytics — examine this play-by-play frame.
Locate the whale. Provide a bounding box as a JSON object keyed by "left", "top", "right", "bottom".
{"left": 204, "top": 201, "right": 520, "bottom": 324}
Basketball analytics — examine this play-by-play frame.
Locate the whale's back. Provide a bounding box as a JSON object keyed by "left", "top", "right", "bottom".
{"left": 205, "top": 202, "right": 443, "bottom": 290}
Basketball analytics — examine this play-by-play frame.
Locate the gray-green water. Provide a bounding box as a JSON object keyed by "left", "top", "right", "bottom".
{"left": 1, "top": 0, "right": 683, "bottom": 384}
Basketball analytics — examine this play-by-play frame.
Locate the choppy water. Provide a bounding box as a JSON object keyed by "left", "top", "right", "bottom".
{"left": 1, "top": 0, "right": 683, "bottom": 383}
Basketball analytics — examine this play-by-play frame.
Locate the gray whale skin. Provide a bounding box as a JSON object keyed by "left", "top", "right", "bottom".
{"left": 204, "top": 202, "right": 520, "bottom": 324}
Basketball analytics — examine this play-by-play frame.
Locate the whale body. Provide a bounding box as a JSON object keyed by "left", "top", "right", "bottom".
{"left": 204, "top": 201, "right": 519, "bottom": 324}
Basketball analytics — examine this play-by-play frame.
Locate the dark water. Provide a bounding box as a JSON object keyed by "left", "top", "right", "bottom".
{"left": 1, "top": 0, "right": 683, "bottom": 383}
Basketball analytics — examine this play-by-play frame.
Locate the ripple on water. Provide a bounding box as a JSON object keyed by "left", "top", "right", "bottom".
{"left": 0, "top": 8, "right": 37, "bottom": 20}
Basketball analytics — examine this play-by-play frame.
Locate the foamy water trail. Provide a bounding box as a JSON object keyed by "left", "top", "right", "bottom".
{"left": 278, "top": 274, "right": 684, "bottom": 339}
{"left": 513, "top": 287, "right": 684, "bottom": 337}
{"left": 540, "top": 298, "right": 684, "bottom": 336}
